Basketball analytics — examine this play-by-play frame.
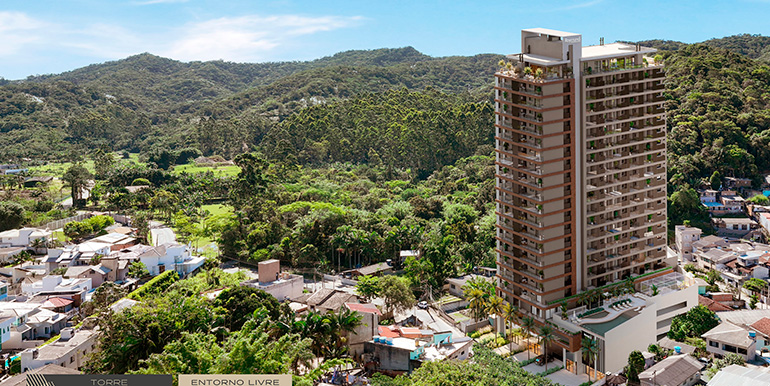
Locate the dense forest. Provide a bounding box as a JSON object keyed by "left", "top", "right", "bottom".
{"left": 4, "top": 35, "right": 770, "bottom": 259}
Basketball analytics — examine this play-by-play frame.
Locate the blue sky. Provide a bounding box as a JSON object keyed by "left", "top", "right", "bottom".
{"left": 2, "top": 0, "right": 770, "bottom": 79}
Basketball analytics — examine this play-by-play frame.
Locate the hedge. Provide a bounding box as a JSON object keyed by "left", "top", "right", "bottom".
{"left": 127, "top": 270, "right": 179, "bottom": 300}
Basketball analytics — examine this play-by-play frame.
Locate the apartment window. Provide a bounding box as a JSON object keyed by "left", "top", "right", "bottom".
{"left": 70, "top": 357, "right": 74, "bottom": 363}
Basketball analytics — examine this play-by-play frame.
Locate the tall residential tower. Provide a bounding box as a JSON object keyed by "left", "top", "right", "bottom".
{"left": 495, "top": 28, "right": 667, "bottom": 322}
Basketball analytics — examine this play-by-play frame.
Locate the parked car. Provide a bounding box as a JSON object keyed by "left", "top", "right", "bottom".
{"left": 417, "top": 301, "right": 428, "bottom": 309}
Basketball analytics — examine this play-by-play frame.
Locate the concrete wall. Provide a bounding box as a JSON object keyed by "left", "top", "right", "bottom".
{"left": 364, "top": 342, "right": 412, "bottom": 372}
{"left": 259, "top": 260, "right": 280, "bottom": 283}
{"left": 349, "top": 312, "right": 379, "bottom": 359}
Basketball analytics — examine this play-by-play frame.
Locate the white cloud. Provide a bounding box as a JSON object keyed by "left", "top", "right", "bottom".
{"left": 0, "top": 11, "right": 49, "bottom": 56}
{"left": 163, "top": 15, "right": 364, "bottom": 62}
{"left": 0, "top": 11, "right": 363, "bottom": 78}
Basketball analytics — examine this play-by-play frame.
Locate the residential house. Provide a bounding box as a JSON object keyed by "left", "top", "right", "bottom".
{"left": 725, "top": 177, "right": 752, "bottom": 190}
{"left": 675, "top": 225, "right": 702, "bottom": 262}
{"left": 137, "top": 243, "right": 205, "bottom": 277}
{"left": 89, "top": 233, "right": 137, "bottom": 252}
{"left": 749, "top": 317, "right": 770, "bottom": 352}
{"left": 698, "top": 295, "right": 733, "bottom": 313}
{"left": 19, "top": 327, "right": 99, "bottom": 372}
{"left": 242, "top": 260, "right": 303, "bottom": 301}
{"left": 294, "top": 288, "right": 359, "bottom": 313}
{"left": 0, "top": 302, "right": 68, "bottom": 348}
{"left": 342, "top": 262, "right": 393, "bottom": 279}
{"left": 711, "top": 217, "right": 759, "bottom": 238}
{"left": 707, "top": 364, "right": 770, "bottom": 386}
{"left": 345, "top": 303, "right": 382, "bottom": 358}
{"left": 701, "top": 321, "right": 756, "bottom": 361}
{"left": 21, "top": 276, "right": 91, "bottom": 297}
{"left": 0, "top": 164, "right": 23, "bottom": 175}
{"left": 0, "top": 363, "right": 81, "bottom": 386}
{"left": 657, "top": 337, "right": 697, "bottom": 356}
{"left": 362, "top": 329, "right": 471, "bottom": 375}
{"left": 23, "top": 177, "right": 53, "bottom": 188}
{"left": 0, "top": 248, "right": 25, "bottom": 265}
{"left": 445, "top": 274, "right": 495, "bottom": 298}
{"left": 0, "top": 228, "right": 50, "bottom": 250}
{"left": 719, "top": 191, "right": 746, "bottom": 214}
{"left": 758, "top": 212, "right": 770, "bottom": 237}
{"left": 691, "top": 235, "right": 729, "bottom": 255}
{"left": 40, "top": 297, "right": 74, "bottom": 314}
{"left": 638, "top": 354, "right": 702, "bottom": 386}
{"left": 700, "top": 189, "right": 718, "bottom": 204}
{"left": 63, "top": 266, "right": 111, "bottom": 288}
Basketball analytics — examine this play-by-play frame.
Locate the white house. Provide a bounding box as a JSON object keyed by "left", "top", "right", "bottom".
{"left": 243, "top": 260, "right": 303, "bottom": 301}
{"left": 675, "top": 225, "right": 702, "bottom": 262}
{"left": 0, "top": 228, "right": 50, "bottom": 249}
{"left": 21, "top": 276, "right": 91, "bottom": 296}
{"left": 702, "top": 321, "right": 757, "bottom": 362}
{"left": 138, "top": 243, "right": 205, "bottom": 277}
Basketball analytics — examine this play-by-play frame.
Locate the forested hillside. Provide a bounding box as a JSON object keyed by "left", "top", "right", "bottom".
{"left": 0, "top": 48, "right": 498, "bottom": 162}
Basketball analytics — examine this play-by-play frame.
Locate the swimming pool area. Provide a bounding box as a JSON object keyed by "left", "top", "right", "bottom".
{"left": 582, "top": 313, "right": 633, "bottom": 336}
{"left": 702, "top": 202, "right": 722, "bottom": 207}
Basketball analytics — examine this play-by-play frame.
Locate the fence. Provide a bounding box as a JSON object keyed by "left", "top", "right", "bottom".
{"left": 43, "top": 213, "right": 92, "bottom": 230}
{"left": 323, "top": 274, "right": 358, "bottom": 287}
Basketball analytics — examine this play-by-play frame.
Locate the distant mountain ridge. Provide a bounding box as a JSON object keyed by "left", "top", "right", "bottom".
{"left": 636, "top": 33, "right": 770, "bottom": 62}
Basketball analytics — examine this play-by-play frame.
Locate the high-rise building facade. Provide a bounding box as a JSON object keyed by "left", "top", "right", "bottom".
{"left": 495, "top": 28, "right": 667, "bottom": 321}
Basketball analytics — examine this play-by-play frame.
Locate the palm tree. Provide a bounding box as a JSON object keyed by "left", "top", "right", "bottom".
{"left": 577, "top": 291, "right": 589, "bottom": 308}
{"left": 467, "top": 288, "right": 487, "bottom": 322}
{"left": 485, "top": 295, "right": 504, "bottom": 331}
{"left": 538, "top": 325, "right": 555, "bottom": 372}
{"left": 502, "top": 303, "right": 519, "bottom": 353}
{"left": 582, "top": 335, "right": 600, "bottom": 381}
{"left": 521, "top": 317, "right": 536, "bottom": 360}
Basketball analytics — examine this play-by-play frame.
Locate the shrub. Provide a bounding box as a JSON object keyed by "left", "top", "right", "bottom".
{"left": 127, "top": 270, "right": 179, "bottom": 301}
{"left": 131, "top": 178, "right": 151, "bottom": 186}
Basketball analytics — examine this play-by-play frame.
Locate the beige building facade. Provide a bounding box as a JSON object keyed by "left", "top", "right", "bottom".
{"left": 495, "top": 28, "right": 667, "bottom": 322}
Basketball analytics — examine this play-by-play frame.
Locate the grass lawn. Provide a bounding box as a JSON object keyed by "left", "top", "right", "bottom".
{"left": 182, "top": 204, "right": 233, "bottom": 258}
{"left": 449, "top": 311, "right": 471, "bottom": 323}
{"left": 200, "top": 204, "right": 233, "bottom": 217}
{"left": 30, "top": 160, "right": 95, "bottom": 176}
{"left": 172, "top": 163, "right": 241, "bottom": 177}
{"left": 29, "top": 153, "right": 143, "bottom": 177}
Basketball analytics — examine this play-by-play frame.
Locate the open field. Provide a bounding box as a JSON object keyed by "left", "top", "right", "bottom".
{"left": 172, "top": 163, "right": 241, "bottom": 177}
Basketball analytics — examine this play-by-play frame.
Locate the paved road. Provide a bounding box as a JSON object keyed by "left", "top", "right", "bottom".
{"left": 150, "top": 227, "right": 176, "bottom": 246}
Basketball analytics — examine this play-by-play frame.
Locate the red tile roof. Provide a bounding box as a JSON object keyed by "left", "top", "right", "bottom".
{"left": 751, "top": 317, "right": 770, "bottom": 337}
{"left": 378, "top": 326, "right": 400, "bottom": 338}
{"left": 41, "top": 297, "right": 73, "bottom": 308}
{"left": 699, "top": 295, "right": 732, "bottom": 312}
{"left": 345, "top": 302, "right": 382, "bottom": 316}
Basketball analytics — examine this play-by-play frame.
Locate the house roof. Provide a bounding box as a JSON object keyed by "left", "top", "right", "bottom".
{"left": 702, "top": 249, "right": 735, "bottom": 264}
{"left": 717, "top": 309, "right": 770, "bottom": 326}
{"left": 702, "top": 321, "right": 754, "bottom": 348}
{"left": 351, "top": 262, "right": 392, "bottom": 276}
{"left": 0, "top": 363, "right": 80, "bottom": 386}
{"left": 378, "top": 325, "right": 400, "bottom": 338}
{"left": 41, "top": 297, "right": 73, "bottom": 309}
{"left": 345, "top": 303, "right": 382, "bottom": 316}
{"left": 304, "top": 289, "right": 357, "bottom": 310}
{"left": 750, "top": 317, "right": 770, "bottom": 338}
{"left": 138, "top": 244, "right": 167, "bottom": 259}
{"left": 638, "top": 354, "right": 701, "bottom": 386}
{"left": 657, "top": 337, "right": 697, "bottom": 355}
{"left": 707, "top": 364, "right": 770, "bottom": 386}
{"left": 699, "top": 295, "right": 732, "bottom": 312}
